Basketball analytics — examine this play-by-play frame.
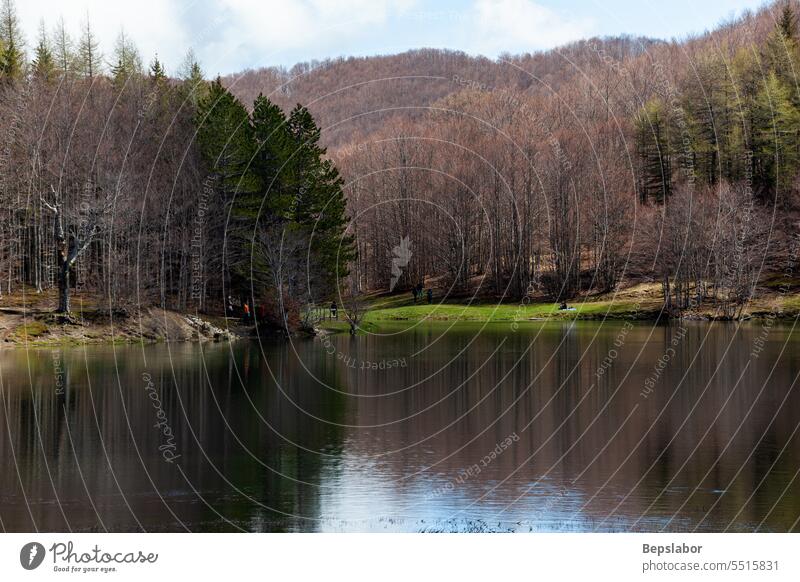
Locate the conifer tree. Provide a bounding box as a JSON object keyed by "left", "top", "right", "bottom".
{"left": 76, "top": 16, "right": 102, "bottom": 78}
{"left": 284, "top": 104, "right": 356, "bottom": 289}
{"left": 634, "top": 98, "right": 673, "bottom": 203}
{"left": 149, "top": 54, "right": 166, "bottom": 83}
{"left": 109, "top": 29, "right": 141, "bottom": 88}
{"left": 178, "top": 49, "right": 206, "bottom": 106}
{"left": 196, "top": 79, "right": 260, "bottom": 297}
{"left": 779, "top": 1, "right": 797, "bottom": 40}
{"left": 31, "top": 21, "right": 55, "bottom": 82}
{"left": 753, "top": 71, "right": 800, "bottom": 203}
{"left": 0, "top": 0, "right": 25, "bottom": 82}
{"left": 196, "top": 79, "right": 256, "bottom": 193}
{"left": 51, "top": 16, "right": 74, "bottom": 77}
{"left": 765, "top": 2, "right": 799, "bottom": 87}
{"left": 251, "top": 95, "right": 293, "bottom": 216}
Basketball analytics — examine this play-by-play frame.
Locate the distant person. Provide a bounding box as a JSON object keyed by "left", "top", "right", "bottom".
{"left": 559, "top": 302, "right": 568, "bottom": 310}
{"left": 242, "top": 301, "right": 250, "bottom": 323}
{"left": 412, "top": 287, "right": 418, "bottom": 303}
{"left": 331, "top": 301, "right": 338, "bottom": 319}
{"left": 426, "top": 288, "right": 433, "bottom": 304}
{"left": 226, "top": 295, "right": 234, "bottom": 316}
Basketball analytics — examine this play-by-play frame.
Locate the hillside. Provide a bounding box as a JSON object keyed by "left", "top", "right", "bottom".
{"left": 222, "top": 1, "right": 800, "bottom": 320}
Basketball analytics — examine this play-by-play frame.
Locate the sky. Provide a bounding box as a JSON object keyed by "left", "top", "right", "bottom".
{"left": 14, "top": 0, "right": 771, "bottom": 77}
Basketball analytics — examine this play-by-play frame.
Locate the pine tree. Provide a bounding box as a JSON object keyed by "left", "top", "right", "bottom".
{"left": 779, "top": 1, "right": 797, "bottom": 40}
{"left": 0, "top": 0, "right": 25, "bottom": 82}
{"left": 196, "top": 78, "right": 256, "bottom": 190}
{"left": 149, "top": 54, "right": 166, "bottom": 83}
{"left": 765, "top": 2, "right": 799, "bottom": 87}
{"left": 251, "top": 94, "right": 293, "bottom": 216}
{"left": 109, "top": 29, "right": 141, "bottom": 88}
{"left": 753, "top": 71, "right": 800, "bottom": 203}
{"left": 52, "top": 16, "right": 73, "bottom": 77}
{"left": 635, "top": 98, "right": 673, "bottom": 203}
{"left": 177, "top": 49, "right": 206, "bottom": 106}
{"left": 196, "top": 79, "right": 259, "bottom": 297}
{"left": 284, "top": 104, "right": 356, "bottom": 289}
{"left": 76, "top": 16, "right": 102, "bottom": 79}
{"left": 682, "top": 53, "right": 745, "bottom": 185}
{"left": 31, "top": 20, "right": 55, "bottom": 82}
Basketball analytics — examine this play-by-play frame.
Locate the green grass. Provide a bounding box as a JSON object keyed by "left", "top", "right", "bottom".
{"left": 308, "top": 299, "right": 660, "bottom": 333}
{"left": 362, "top": 300, "right": 654, "bottom": 323}
{"left": 11, "top": 320, "right": 50, "bottom": 342}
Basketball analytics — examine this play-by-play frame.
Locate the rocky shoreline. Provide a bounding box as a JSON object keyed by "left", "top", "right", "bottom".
{"left": 0, "top": 307, "right": 240, "bottom": 347}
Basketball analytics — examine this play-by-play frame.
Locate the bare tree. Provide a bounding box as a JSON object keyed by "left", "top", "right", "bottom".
{"left": 41, "top": 186, "right": 113, "bottom": 313}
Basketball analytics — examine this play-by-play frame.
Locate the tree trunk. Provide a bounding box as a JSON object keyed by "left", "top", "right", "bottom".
{"left": 57, "top": 260, "right": 70, "bottom": 313}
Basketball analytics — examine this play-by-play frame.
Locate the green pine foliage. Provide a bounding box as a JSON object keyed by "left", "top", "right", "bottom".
{"left": 149, "top": 55, "right": 166, "bottom": 83}
{"left": 196, "top": 78, "right": 256, "bottom": 195}
{"left": 110, "top": 30, "right": 142, "bottom": 89}
{"left": 178, "top": 50, "right": 206, "bottom": 106}
{"left": 196, "top": 83, "right": 356, "bottom": 308}
{"left": 635, "top": 98, "right": 673, "bottom": 203}
{"left": 285, "top": 104, "right": 355, "bottom": 286}
{"left": 635, "top": 1, "right": 800, "bottom": 206}
{"left": 31, "top": 22, "right": 55, "bottom": 82}
{"left": 0, "top": 0, "right": 25, "bottom": 82}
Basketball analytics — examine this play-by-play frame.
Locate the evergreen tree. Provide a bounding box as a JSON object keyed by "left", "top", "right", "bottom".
{"left": 635, "top": 98, "right": 673, "bottom": 203}
{"left": 765, "top": 2, "right": 799, "bottom": 87}
{"left": 753, "top": 71, "right": 800, "bottom": 203}
{"left": 31, "top": 21, "right": 55, "bottom": 82}
{"left": 196, "top": 78, "right": 256, "bottom": 192}
{"left": 109, "top": 29, "right": 141, "bottom": 88}
{"left": 251, "top": 94, "right": 293, "bottom": 216}
{"left": 0, "top": 0, "right": 25, "bottom": 82}
{"left": 149, "top": 54, "right": 166, "bottom": 84}
{"left": 51, "top": 16, "right": 73, "bottom": 77}
{"left": 284, "top": 104, "right": 356, "bottom": 289}
{"left": 76, "top": 17, "right": 102, "bottom": 78}
{"left": 683, "top": 53, "right": 746, "bottom": 185}
{"left": 779, "top": 1, "right": 797, "bottom": 40}
{"left": 196, "top": 79, "right": 258, "bottom": 296}
{"left": 177, "top": 49, "right": 206, "bottom": 106}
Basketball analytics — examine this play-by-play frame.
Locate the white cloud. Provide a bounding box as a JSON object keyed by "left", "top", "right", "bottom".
{"left": 211, "top": 0, "right": 419, "bottom": 72}
{"left": 11, "top": 0, "right": 590, "bottom": 75}
{"left": 469, "top": 0, "right": 594, "bottom": 55}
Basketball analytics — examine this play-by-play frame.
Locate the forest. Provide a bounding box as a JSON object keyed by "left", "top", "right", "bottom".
{"left": 227, "top": 1, "right": 800, "bottom": 319}
{"left": 2, "top": 0, "right": 800, "bottom": 331}
{"left": 0, "top": 0, "right": 351, "bottom": 332}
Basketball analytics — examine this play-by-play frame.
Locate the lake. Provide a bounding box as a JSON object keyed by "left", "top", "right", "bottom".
{"left": 1, "top": 320, "right": 799, "bottom": 532}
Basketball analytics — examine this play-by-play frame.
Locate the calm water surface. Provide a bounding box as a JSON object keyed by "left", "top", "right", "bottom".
{"left": 1, "top": 320, "right": 799, "bottom": 532}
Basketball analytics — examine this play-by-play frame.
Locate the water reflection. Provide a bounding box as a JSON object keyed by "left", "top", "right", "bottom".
{"left": 1, "top": 320, "right": 799, "bottom": 532}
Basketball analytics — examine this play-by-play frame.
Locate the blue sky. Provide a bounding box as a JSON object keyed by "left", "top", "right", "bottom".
{"left": 17, "top": 0, "right": 770, "bottom": 76}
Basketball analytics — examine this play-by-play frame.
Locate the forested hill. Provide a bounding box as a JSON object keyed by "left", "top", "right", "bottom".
{"left": 223, "top": 0, "right": 800, "bottom": 317}
{"left": 223, "top": 38, "right": 659, "bottom": 148}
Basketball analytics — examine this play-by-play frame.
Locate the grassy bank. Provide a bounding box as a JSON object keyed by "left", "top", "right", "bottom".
{"left": 317, "top": 300, "right": 656, "bottom": 332}
{"left": 318, "top": 282, "right": 800, "bottom": 333}
{"left": 364, "top": 300, "right": 653, "bottom": 322}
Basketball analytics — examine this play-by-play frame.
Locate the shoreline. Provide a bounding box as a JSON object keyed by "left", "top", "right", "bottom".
{"left": 0, "top": 306, "right": 240, "bottom": 348}
{"left": 3, "top": 285, "right": 799, "bottom": 346}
